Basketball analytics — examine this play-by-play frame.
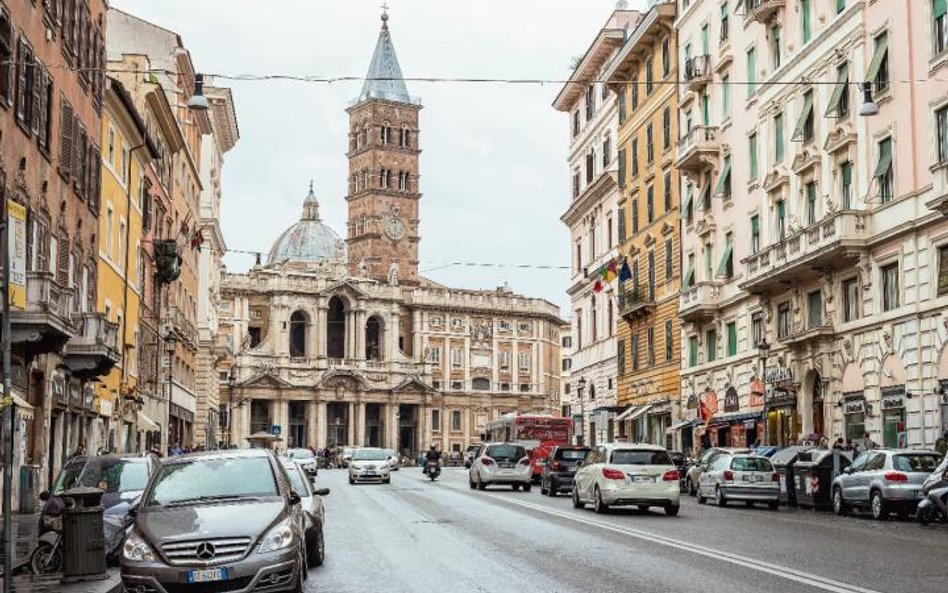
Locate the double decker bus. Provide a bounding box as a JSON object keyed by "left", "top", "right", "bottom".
{"left": 483, "top": 413, "right": 573, "bottom": 482}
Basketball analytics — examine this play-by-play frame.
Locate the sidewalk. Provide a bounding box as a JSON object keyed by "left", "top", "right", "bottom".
{"left": 0, "top": 513, "right": 41, "bottom": 573}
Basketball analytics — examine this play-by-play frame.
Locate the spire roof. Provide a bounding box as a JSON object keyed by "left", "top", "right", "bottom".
{"left": 358, "top": 10, "right": 415, "bottom": 105}
{"left": 302, "top": 180, "right": 321, "bottom": 221}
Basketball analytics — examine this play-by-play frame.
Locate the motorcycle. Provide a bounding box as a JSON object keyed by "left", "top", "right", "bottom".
{"left": 917, "top": 465, "right": 948, "bottom": 526}
{"left": 424, "top": 460, "right": 441, "bottom": 481}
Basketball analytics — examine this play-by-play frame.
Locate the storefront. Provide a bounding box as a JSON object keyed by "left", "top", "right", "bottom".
{"left": 647, "top": 401, "right": 673, "bottom": 449}
{"left": 764, "top": 367, "right": 798, "bottom": 446}
{"left": 880, "top": 386, "right": 906, "bottom": 448}
{"left": 842, "top": 395, "right": 867, "bottom": 441}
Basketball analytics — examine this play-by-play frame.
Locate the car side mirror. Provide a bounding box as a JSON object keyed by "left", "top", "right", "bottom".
{"left": 314, "top": 488, "right": 330, "bottom": 496}
{"left": 289, "top": 491, "right": 301, "bottom": 505}
{"left": 843, "top": 466, "right": 852, "bottom": 475}
{"left": 128, "top": 504, "right": 138, "bottom": 518}
{"left": 38, "top": 490, "right": 49, "bottom": 502}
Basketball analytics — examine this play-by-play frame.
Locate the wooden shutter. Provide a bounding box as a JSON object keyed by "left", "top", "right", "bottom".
{"left": 74, "top": 120, "right": 86, "bottom": 197}
{"left": 59, "top": 97, "right": 73, "bottom": 178}
{"left": 938, "top": 247, "right": 948, "bottom": 297}
{"left": 0, "top": 11, "right": 12, "bottom": 106}
{"left": 89, "top": 143, "right": 100, "bottom": 213}
{"left": 36, "top": 68, "right": 49, "bottom": 150}
{"left": 15, "top": 38, "right": 27, "bottom": 123}
{"left": 57, "top": 232, "right": 70, "bottom": 285}
{"left": 30, "top": 57, "right": 41, "bottom": 134}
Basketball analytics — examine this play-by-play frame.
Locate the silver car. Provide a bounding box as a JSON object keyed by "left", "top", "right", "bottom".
{"left": 348, "top": 448, "right": 392, "bottom": 484}
{"left": 285, "top": 448, "right": 318, "bottom": 476}
{"left": 697, "top": 453, "right": 779, "bottom": 509}
{"left": 684, "top": 447, "right": 751, "bottom": 496}
{"left": 468, "top": 443, "right": 532, "bottom": 491}
{"left": 832, "top": 449, "right": 942, "bottom": 520}
{"left": 382, "top": 448, "right": 400, "bottom": 471}
{"left": 283, "top": 461, "right": 329, "bottom": 568}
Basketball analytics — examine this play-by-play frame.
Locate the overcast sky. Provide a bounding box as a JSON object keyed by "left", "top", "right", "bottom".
{"left": 111, "top": 0, "right": 648, "bottom": 315}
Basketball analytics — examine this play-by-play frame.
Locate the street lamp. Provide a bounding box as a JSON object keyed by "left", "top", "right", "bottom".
{"left": 226, "top": 368, "right": 236, "bottom": 448}
{"left": 187, "top": 73, "right": 209, "bottom": 111}
{"left": 165, "top": 330, "right": 177, "bottom": 451}
{"left": 858, "top": 82, "right": 880, "bottom": 117}
{"left": 576, "top": 377, "right": 587, "bottom": 446}
{"left": 757, "top": 339, "right": 770, "bottom": 445}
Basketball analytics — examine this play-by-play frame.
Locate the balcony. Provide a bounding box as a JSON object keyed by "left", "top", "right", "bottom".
{"left": 676, "top": 126, "right": 720, "bottom": 176}
{"left": 783, "top": 320, "right": 836, "bottom": 348}
{"left": 679, "top": 281, "right": 721, "bottom": 324}
{"left": 745, "top": 0, "right": 785, "bottom": 24}
{"left": 683, "top": 55, "right": 712, "bottom": 93}
{"left": 165, "top": 306, "right": 199, "bottom": 349}
{"left": 10, "top": 272, "right": 77, "bottom": 356}
{"left": 619, "top": 286, "right": 655, "bottom": 321}
{"left": 741, "top": 210, "right": 869, "bottom": 294}
{"left": 63, "top": 313, "right": 122, "bottom": 378}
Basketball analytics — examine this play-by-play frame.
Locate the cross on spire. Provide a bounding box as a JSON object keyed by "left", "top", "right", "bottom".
{"left": 381, "top": 2, "right": 390, "bottom": 27}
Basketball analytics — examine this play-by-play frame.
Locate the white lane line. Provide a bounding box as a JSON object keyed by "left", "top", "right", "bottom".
{"left": 479, "top": 493, "right": 883, "bottom": 593}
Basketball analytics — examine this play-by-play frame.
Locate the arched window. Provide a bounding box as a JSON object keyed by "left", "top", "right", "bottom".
{"left": 366, "top": 315, "right": 383, "bottom": 361}
{"left": 327, "top": 297, "right": 346, "bottom": 359}
{"left": 380, "top": 169, "right": 390, "bottom": 189}
{"left": 400, "top": 125, "right": 410, "bottom": 147}
{"left": 290, "top": 310, "right": 308, "bottom": 357}
{"left": 381, "top": 122, "right": 391, "bottom": 145}
{"left": 472, "top": 377, "right": 491, "bottom": 391}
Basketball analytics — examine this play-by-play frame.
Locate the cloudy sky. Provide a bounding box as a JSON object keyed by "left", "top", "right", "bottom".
{"left": 111, "top": 0, "right": 648, "bottom": 315}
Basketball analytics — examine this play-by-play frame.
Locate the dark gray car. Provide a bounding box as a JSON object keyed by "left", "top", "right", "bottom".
{"left": 121, "top": 449, "right": 307, "bottom": 593}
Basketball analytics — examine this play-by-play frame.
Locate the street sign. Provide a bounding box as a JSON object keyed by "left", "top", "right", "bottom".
{"left": 270, "top": 425, "right": 282, "bottom": 436}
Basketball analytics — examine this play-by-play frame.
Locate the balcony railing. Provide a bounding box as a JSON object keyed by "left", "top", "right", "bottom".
{"left": 619, "top": 285, "right": 655, "bottom": 320}
{"left": 744, "top": 0, "right": 785, "bottom": 23}
{"left": 165, "top": 306, "right": 199, "bottom": 347}
{"left": 683, "top": 55, "right": 712, "bottom": 92}
{"left": 741, "top": 210, "right": 869, "bottom": 293}
{"left": 679, "top": 281, "right": 721, "bottom": 324}
{"left": 676, "top": 126, "right": 720, "bottom": 175}
{"left": 25, "top": 271, "right": 72, "bottom": 318}
{"left": 62, "top": 312, "right": 122, "bottom": 377}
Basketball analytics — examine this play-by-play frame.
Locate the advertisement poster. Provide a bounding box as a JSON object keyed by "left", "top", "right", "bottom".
{"left": 6, "top": 199, "right": 27, "bottom": 310}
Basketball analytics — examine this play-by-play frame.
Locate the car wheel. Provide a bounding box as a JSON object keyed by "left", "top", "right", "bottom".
{"left": 832, "top": 487, "right": 848, "bottom": 516}
{"left": 308, "top": 528, "right": 325, "bottom": 567}
{"left": 469, "top": 476, "right": 476, "bottom": 490}
{"left": 697, "top": 492, "right": 706, "bottom": 505}
{"left": 688, "top": 477, "right": 697, "bottom": 496}
{"left": 572, "top": 486, "right": 584, "bottom": 509}
{"left": 522, "top": 483, "right": 532, "bottom": 493}
{"left": 919, "top": 504, "right": 934, "bottom": 526}
{"left": 477, "top": 478, "right": 487, "bottom": 491}
{"left": 870, "top": 490, "right": 889, "bottom": 520}
{"left": 745, "top": 501, "right": 755, "bottom": 507}
{"left": 383, "top": 477, "right": 391, "bottom": 484}
{"left": 594, "top": 487, "right": 609, "bottom": 514}
{"left": 540, "top": 480, "right": 548, "bottom": 496}
{"left": 348, "top": 476, "right": 355, "bottom": 485}
{"left": 665, "top": 504, "right": 680, "bottom": 517}
{"left": 547, "top": 481, "right": 557, "bottom": 497}
{"left": 715, "top": 486, "right": 727, "bottom": 507}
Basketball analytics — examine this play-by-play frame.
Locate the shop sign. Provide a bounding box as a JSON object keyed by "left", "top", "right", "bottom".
{"left": 52, "top": 379, "right": 66, "bottom": 403}
{"left": 68, "top": 382, "right": 82, "bottom": 406}
{"left": 765, "top": 367, "right": 792, "bottom": 385}
{"left": 686, "top": 393, "right": 699, "bottom": 410}
{"left": 843, "top": 399, "right": 866, "bottom": 415}
{"left": 723, "top": 387, "right": 740, "bottom": 413}
{"left": 6, "top": 199, "right": 27, "bottom": 310}
{"left": 84, "top": 385, "right": 95, "bottom": 409}
{"left": 765, "top": 388, "right": 796, "bottom": 408}
{"left": 881, "top": 396, "right": 905, "bottom": 411}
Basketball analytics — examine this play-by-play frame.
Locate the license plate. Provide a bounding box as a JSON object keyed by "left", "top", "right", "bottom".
{"left": 365, "top": 471, "right": 376, "bottom": 476}
{"left": 500, "top": 462, "right": 514, "bottom": 469}
{"left": 187, "top": 569, "right": 228, "bottom": 583}
{"left": 743, "top": 475, "right": 762, "bottom": 482}
{"left": 630, "top": 475, "right": 655, "bottom": 484}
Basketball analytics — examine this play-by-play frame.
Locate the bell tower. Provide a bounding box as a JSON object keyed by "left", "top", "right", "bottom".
{"left": 346, "top": 9, "right": 422, "bottom": 285}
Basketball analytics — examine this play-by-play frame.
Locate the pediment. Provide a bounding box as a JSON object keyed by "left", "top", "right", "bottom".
{"left": 763, "top": 167, "right": 789, "bottom": 194}
{"left": 319, "top": 369, "right": 370, "bottom": 390}
{"left": 393, "top": 376, "right": 436, "bottom": 394}
{"left": 824, "top": 125, "right": 857, "bottom": 155}
{"left": 323, "top": 280, "right": 370, "bottom": 302}
{"left": 240, "top": 373, "right": 293, "bottom": 389}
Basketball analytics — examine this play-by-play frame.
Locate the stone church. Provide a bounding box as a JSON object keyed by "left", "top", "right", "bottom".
{"left": 218, "top": 13, "right": 563, "bottom": 455}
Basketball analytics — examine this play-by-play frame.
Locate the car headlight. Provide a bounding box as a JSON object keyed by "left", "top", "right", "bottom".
{"left": 257, "top": 520, "right": 294, "bottom": 554}
{"left": 350, "top": 463, "right": 361, "bottom": 470}
{"left": 122, "top": 530, "right": 155, "bottom": 563}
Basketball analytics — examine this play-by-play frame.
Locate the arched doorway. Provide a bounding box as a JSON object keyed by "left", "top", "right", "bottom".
{"left": 366, "top": 316, "right": 383, "bottom": 361}
{"left": 327, "top": 297, "right": 346, "bottom": 359}
{"left": 289, "top": 310, "right": 308, "bottom": 357}
{"left": 811, "top": 371, "right": 824, "bottom": 439}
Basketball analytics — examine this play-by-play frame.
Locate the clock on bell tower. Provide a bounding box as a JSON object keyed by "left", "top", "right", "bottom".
{"left": 346, "top": 10, "right": 422, "bottom": 285}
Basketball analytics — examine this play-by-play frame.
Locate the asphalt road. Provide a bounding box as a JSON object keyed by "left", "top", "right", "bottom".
{"left": 305, "top": 468, "right": 948, "bottom": 593}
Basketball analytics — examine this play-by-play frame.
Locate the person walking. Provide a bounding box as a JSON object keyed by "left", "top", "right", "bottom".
{"left": 935, "top": 430, "right": 948, "bottom": 457}
{"left": 862, "top": 431, "right": 878, "bottom": 452}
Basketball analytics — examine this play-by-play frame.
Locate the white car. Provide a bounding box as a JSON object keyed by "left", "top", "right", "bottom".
{"left": 341, "top": 446, "right": 359, "bottom": 468}
{"left": 468, "top": 443, "right": 532, "bottom": 491}
{"left": 348, "top": 447, "right": 391, "bottom": 484}
{"left": 572, "top": 443, "right": 681, "bottom": 516}
{"left": 382, "top": 448, "right": 400, "bottom": 471}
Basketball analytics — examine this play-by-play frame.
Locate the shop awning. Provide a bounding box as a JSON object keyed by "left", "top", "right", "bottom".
{"left": 629, "top": 405, "right": 652, "bottom": 422}
{"left": 791, "top": 92, "right": 814, "bottom": 142}
{"left": 666, "top": 419, "right": 699, "bottom": 434}
{"left": 8, "top": 391, "right": 33, "bottom": 411}
{"left": 707, "top": 411, "right": 762, "bottom": 429}
{"left": 136, "top": 411, "right": 160, "bottom": 432}
{"left": 825, "top": 65, "right": 849, "bottom": 117}
{"left": 615, "top": 406, "right": 640, "bottom": 423}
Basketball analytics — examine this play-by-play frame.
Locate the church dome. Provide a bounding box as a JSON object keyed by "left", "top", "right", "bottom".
{"left": 267, "top": 183, "right": 348, "bottom": 267}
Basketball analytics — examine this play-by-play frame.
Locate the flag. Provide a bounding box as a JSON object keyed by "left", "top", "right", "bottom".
{"left": 190, "top": 229, "right": 204, "bottom": 252}
{"left": 700, "top": 390, "right": 718, "bottom": 424}
{"left": 593, "top": 279, "right": 603, "bottom": 293}
{"left": 598, "top": 264, "right": 607, "bottom": 280}
{"left": 605, "top": 259, "right": 618, "bottom": 282}
{"left": 618, "top": 259, "right": 632, "bottom": 282}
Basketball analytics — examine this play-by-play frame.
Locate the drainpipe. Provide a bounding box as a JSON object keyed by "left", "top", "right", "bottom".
{"left": 122, "top": 143, "right": 147, "bottom": 452}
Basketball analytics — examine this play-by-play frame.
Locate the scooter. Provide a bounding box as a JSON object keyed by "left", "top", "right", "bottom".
{"left": 424, "top": 460, "right": 441, "bottom": 481}
{"left": 917, "top": 467, "right": 948, "bottom": 526}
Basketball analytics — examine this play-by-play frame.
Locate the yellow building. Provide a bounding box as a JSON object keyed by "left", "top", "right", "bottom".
{"left": 605, "top": 1, "right": 681, "bottom": 446}
{"left": 97, "top": 77, "right": 158, "bottom": 453}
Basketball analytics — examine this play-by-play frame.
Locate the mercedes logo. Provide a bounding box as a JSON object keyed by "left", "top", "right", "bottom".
{"left": 195, "top": 541, "right": 216, "bottom": 561}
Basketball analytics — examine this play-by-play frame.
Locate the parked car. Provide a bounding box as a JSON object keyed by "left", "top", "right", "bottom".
{"left": 382, "top": 449, "right": 400, "bottom": 471}
{"left": 121, "top": 449, "right": 307, "bottom": 593}
{"left": 697, "top": 453, "right": 779, "bottom": 509}
{"left": 348, "top": 448, "right": 392, "bottom": 484}
{"left": 468, "top": 443, "right": 532, "bottom": 491}
{"left": 832, "top": 448, "right": 942, "bottom": 520}
{"left": 572, "top": 443, "right": 680, "bottom": 515}
{"left": 282, "top": 461, "right": 329, "bottom": 567}
{"left": 684, "top": 447, "right": 751, "bottom": 496}
{"left": 340, "top": 447, "right": 359, "bottom": 468}
{"left": 463, "top": 444, "right": 481, "bottom": 469}
{"left": 540, "top": 446, "right": 590, "bottom": 497}
{"left": 284, "top": 449, "right": 319, "bottom": 476}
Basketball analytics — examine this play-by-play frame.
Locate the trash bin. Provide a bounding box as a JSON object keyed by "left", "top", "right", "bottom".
{"left": 794, "top": 450, "right": 852, "bottom": 510}
{"left": 18, "top": 464, "right": 40, "bottom": 513}
{"left": 60, "top": 486, "right": 107, "bottom": 582}
{"left": 771, "top": 446, "right": 812, "bottom": 507}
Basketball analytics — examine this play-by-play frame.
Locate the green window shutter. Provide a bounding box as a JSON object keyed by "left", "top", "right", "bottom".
{"left": 751, "top": 215, "right": 760, "bottom": 236}
{"left": 775, "top": 114, "right": 784, "bottom": 161}
{"left": 683, "top": 266, "right": 695, "bottom": 290}
{"left": 866, "top": 33, "right": 889, "bottom": 82}
{"left": 618, "top": 90, "right": 627, "bottom": 125}
{"left": 791, "top": 92, "right": 814, "bottom": 141}
{"left": 715, "top": 243, "right": 733, "bottom": 278}
{"left": 727, "top": 323, "right": 737, "bottom": 356}
{"left": 837, "top": 0, "right": 846, "bottom": 13}
{"left": 749, "top": 134, "right": 758, "bottom": 180}
{"left": 713, "top": 158, "right": 732, "bottom": 196}
{"left": 842, "top": 161, "right": 853, "bottom": 186}
{"left": 825, "top": 65, "right": 849, "bottom": 117}
{"left": 802, "top": 0, "right": 812, "bottom": 42}
{"left": 702, "top": 94, "right": 710, "bottom": 126}
{"left": 747, "top": 48, "right": 756, "bottom": 95}
{"left": 618, "top": 148, "right": 626, "bottom": 189}
{"left": 689, "top": 336, "right": 698, "bottom": 367}
{"left": 873, "top": 139, "right": 893, "bottom": 179}
{"left": 681, "top": 184, "right": 693, "bottom": 216}
{"left": 936, "top": 0, "right": 947, "bottom": 19}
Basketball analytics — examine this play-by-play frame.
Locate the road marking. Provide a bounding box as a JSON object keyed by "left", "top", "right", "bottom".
{"left": 478, "top": 492, "right": 883, "bottom": 593}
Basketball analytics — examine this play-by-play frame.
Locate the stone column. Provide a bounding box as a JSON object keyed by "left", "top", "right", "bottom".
{"left": 344, "top": 313, "right": 353, "bottom": 360}
{"left": 355, "top": 310, "right": 366, "bottom": 361}
{"left": 384, "top": 404, "right": 395, "bottom": 450}
{"left": 315, "top": 401, "right": 327, "bottom": 448}
{"left": 240, "top": 402, "right": 252, "bottom": 449}
{"left": 463, "top": 406, "right": 471, "bottom": 448}
{"left": 356, "top": 401, "right": 366, "bottom": 446}
{"left": 347, "top": 402, "right": 355, "bottom": 446}
{"left": 389, "top": 308, "right": 400, "bottom": 359}
{"left": 313, "top": 306, "right": 325, "bottom": 359}
{"left": 306, "top": 400, "right": 318, "bottom": 449}
{"left": 412, "top": 310, "right": 423, "bottom": 361}
{"left": 274, "top": 399, "right": 288, "bottom": 444}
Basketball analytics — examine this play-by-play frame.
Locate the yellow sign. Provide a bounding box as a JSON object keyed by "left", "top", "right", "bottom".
{"left": 6, "top": 199, "right": 26, "bottom": 310}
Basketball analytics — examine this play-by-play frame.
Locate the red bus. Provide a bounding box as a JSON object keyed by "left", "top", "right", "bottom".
{"left": 483, "top": 413, "right": 573, "bottom": 482}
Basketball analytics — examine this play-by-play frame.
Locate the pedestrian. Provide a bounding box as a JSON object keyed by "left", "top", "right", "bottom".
{"left": 832, "top": 437, "right": 845, "bottom": 450}
{"left": 935, "top": 430, "right": 948, "bottom": 458}
{"left": 862, "top": 431, "right": 878, "bottom": 452}
{"left": 70, "top": 444, "right": 86, "bottom": 459}
{"left": 844, "top": 438, "right": 854, "bottom": 452}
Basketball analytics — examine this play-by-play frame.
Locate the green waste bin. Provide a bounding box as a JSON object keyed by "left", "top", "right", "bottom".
{"left": 61, "top": 486, "right": 107, "bottom": 582}
{"left": 794, "top": 450, "right": 852, "bottom": 510}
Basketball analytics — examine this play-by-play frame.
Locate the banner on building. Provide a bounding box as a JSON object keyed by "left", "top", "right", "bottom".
{"left": 6, "top": 199, "right": 27, "bottom": 309}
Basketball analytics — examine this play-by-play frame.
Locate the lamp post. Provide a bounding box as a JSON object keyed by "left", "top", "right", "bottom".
{"left": 226, "top": 367, "right": 236, "bottom": 447}
{"left": 165, "top": 330, "right": 177, "bottom": 452}
{"left": 758, "top": 339, "right": 771, "bottom": 445}
{"left": 576, "top": 377, "right": 587, "bottom": 446}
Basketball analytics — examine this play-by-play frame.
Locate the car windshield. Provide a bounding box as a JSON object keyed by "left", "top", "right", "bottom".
{"left": 147, "top": 457, "right": 278, "bottom": 506}
{"left": 557, "top": 449, "right": 589, "bottom": 461}
{"left": 486, "top": 445, "right": 526, "bottom": 461}
{"left": 284, "top": 466, "right": 308, "bottom": 494}
{"left": 353, "top": 449, "right": 388, "bottom": 461}
{"left": 383, "top": 450, "right": 396, "bottom": 457}
{"left": 893, "top": 454, "right": 941, "bottom": 473}
{"left": 288, "top": 450, "right": 313, "bottom": 460}
{"left": 77, "top": 458, "right": 150, "bottom": 493}
{"left": 610, "top": 449, "right": 673, "bottom": 465}
{"left": 731, "top": 457, "right": 774, "bottom": 472}
{"left": 51, "top": 462, "right": 85, "bottom": 495}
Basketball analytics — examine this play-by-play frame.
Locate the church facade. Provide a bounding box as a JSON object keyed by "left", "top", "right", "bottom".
{"left": 217, "top": 13, "right": 563, "bottom": 455}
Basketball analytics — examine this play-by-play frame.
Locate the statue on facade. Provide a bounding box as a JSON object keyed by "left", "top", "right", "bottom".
{"left": 357, "top": 257, "right": 369, "bottom": 278}
{"left": 388, "top": 262, "right": 399, "bottom": 286}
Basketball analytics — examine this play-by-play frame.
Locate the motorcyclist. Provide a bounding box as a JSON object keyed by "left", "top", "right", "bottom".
{"left": 423, "top": 445, "right": 441, "bottom": 475}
